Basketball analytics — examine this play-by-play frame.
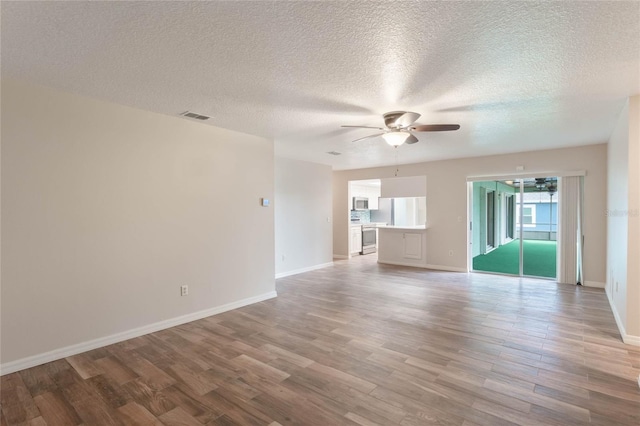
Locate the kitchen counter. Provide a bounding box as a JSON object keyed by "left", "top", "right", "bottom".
{"left": 377, "top": 225, "right": 427, "bottom": 230}
{"left": 378, "top": 226, "right": 428, "bottom": 268}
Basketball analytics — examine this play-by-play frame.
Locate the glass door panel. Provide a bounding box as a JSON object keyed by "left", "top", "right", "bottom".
{"left": 471, "top": 180, "right": 520, "bottom": 276}
{"left": 520, "top": 177, "right": 558, "bottom": 279}
{"left": 471, "top": 178, "right": 557, "bottom": 279}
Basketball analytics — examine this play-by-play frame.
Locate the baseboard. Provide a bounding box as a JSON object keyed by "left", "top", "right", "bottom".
{"left": 378, "top": 259, "right": 428, "bottom": 269}
{"left": 584, "top": 280, "right": 606, "bottom": 288}
{"left": 425, "top": 264, "right": 468, "bottom": 273}
{"left": 0, "top": 290, "right": 278, "bottom": 376}
{"left": 377, "top": 260, "right": 467, "bottom": 272}
{"left": 606, "top": 288, "right": 640, "bottom": 346}
{"left": 606, "top": 287, "right": 626, "bottom": 340}
{"left": 275, "top": 262, "right": 333, "bottom": 279}
{"left": 333, "top": 254, "right": 348, "bottom": 259}
{"left": 624, "top": 334, "right": 640, "bottom": 346}
{"left": 378, "top": 260, "right": 435, "bottom": 269}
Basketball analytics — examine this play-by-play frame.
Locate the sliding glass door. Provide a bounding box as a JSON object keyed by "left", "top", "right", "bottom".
{"left": 472, "top": 181, "right": 520, "bottom": 275}
{"left": 519, "top": 178, "right": 557, "bottom": 279}
{"left": 471, "top": 178, "right": 557, "bottom": 279}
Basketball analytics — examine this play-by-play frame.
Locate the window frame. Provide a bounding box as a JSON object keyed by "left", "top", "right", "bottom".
{"left": 520, "top": 204, "right": 536, "bottom": 228}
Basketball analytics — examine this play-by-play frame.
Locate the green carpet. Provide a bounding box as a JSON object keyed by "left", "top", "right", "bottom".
{"left": 473, "top": 239, "right": 556, "bottom": 278}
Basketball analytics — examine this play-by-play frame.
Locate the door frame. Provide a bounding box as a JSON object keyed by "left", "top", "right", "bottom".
{"left": 467, "top": 175, "right": 565, "bottom": 279}
{"left": 485, "top": 189, "right": 496, "bottom": 252}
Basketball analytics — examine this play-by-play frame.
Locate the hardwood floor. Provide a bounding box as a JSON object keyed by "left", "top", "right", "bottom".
{"left": 2, "top": 255, "right": 640, "bottom": 425}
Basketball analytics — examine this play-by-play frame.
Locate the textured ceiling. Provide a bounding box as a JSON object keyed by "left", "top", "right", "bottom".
{"left": 2, "top": 1, "right": 639, "bottom": 170}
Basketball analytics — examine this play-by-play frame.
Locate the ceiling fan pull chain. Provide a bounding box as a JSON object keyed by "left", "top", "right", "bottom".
{"left": 394, "top": 147, "right": 399, "bottom": 177}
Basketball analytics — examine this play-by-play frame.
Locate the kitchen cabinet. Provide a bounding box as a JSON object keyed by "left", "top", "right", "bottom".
{"left": 351, "top": 184, "right": 380, "bottom": 210}
{"left": 377, "top": 226, "right": 428, "bottom": 267}
{"left": 403, "top": 233, "right": 422, "bottom": 259}
{"left": 368, "top": 194, "right": 379, "bottom": 210}
{"left": 350, "top": 225, "right": 362, "bottom": 255}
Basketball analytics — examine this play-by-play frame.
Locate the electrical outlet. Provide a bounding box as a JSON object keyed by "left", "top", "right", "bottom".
{"left": 282, "top": 254, "right": 286, "bottom": 262}
{"left": 180, "top": 285, "right": 188, "bottom": 296}
{"left": 448, "top": 250, "right": 454, "bottom": 257}
{"left": 616, "top": 281, "right": 619, "bottom": 292}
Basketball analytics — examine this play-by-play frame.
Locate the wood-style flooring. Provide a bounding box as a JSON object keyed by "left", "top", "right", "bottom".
{"left": 2, "top": 255, "right": 640, "bottom": 425}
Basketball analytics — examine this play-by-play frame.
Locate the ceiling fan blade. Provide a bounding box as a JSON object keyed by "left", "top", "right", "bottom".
{"left": 394, "top": 112, "right": 421, "bottom": 128}
{"left": 351, "top": 132, "right": 385, "bottom": 143}
{"left": 341, "top": 125, "right": 385, "bottom": 130}
{"left": 383, "top": 111, "right": 421, "bottom": 128}
{"left": 411, "top": 124, "right": 460, "bottom": 132}
{"left": 405, "top": 134, "right": 419, "bottom": 144}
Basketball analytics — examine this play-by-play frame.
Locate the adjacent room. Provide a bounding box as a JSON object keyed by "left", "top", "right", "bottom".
{"left": 2, "top": 2, "right": 640, "bottom": 425}
{"left": 471, "top": 178, "right": 559, "bottom": 279}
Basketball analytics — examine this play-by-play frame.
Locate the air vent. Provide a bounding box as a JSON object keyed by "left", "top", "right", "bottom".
{"left": 326, "top": 151, "right": 342, "bottom": 156}
{"left": 180, "top": 111, "right": 210, "bottom": 121}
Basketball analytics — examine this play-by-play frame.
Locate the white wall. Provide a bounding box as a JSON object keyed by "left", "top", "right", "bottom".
{"left": 607, "top": 95, "right": 640, "bottom": 343}
{"left": 333, "top": 173, "right": 348, "bottom": 258}
{"left": 333, "top": 144, "right": 607, "bottom": 284}
{"left": 1, "top": 79, "right": 275, "bottom": 368}
{"left": 380, "top": 176, "right": 426, "bottom": 198}
{"left": 628, "top": 96, "right": 640, "bottom": 339}
{"left": 607, "top": 100, "right": 630, "bottom": 335}
{"left": 275, "top": 157, "right": 332, "bottom": 277}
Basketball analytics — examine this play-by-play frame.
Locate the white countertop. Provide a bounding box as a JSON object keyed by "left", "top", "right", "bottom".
{"left": 377, "top": 225, "right": 427, "bottom": 230}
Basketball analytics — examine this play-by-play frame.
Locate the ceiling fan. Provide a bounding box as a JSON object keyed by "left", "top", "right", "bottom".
{"left": 342, "top": 111, "right": 460, "bottom": 147}
{"left": 535, "top": 177, "right": 557, "bottom": 194}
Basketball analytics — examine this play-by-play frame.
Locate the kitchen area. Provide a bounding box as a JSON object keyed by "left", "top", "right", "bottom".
{"left": 350, "top": 179, "right": 387, "bottom": 256}
{"left": 349, "top": 176, "right": 429, "bottom": 267}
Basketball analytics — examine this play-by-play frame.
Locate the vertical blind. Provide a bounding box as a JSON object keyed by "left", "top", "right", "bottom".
{"left": 558, "top": 176, "right": 584, "bottom": 284}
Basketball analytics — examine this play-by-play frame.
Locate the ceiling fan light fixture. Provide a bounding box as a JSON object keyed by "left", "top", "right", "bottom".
{"left": 382, "top": 131, "right": 410, "bottom": 147}
{"left": 342, "top": 111, "right": 459, "bottom": 145}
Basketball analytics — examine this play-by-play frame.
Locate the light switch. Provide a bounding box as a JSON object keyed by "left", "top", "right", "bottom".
{"left": 261, "top": 198, "right": 270, "bottom": 207}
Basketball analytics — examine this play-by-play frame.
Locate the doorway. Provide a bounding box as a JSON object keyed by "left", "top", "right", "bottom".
{"left": 470, "top": 178, "right": 558, "bottom": 279}
{"left": 486, "top": 190, "right": 495, "bottom": 250}
{"left": 505, "top": 194, "right": 515, "bottom": 240}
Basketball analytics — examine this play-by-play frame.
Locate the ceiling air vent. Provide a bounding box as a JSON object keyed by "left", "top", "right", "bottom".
{"left": 180, "top": 111, "right": 210, "bottom": 121}
{"left": 326, "top": 151, "right": 342, "bottom": 156}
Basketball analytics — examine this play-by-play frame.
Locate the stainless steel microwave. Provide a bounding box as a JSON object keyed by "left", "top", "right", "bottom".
{"left": 353, "top": 197, "right": 369, "bottom": 210}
